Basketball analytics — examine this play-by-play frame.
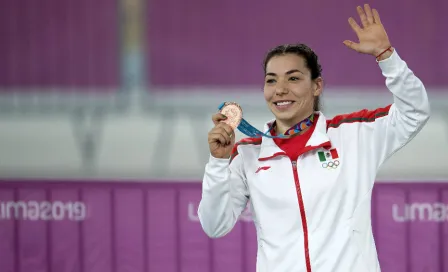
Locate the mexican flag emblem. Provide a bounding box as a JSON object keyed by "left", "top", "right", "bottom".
{"left": 318, "top": 148, "right": 339, "bottom": 162}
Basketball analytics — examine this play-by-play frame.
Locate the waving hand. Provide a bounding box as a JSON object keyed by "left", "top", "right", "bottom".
{"left": 343, "top": 4, "right": 393, "bottom": 60}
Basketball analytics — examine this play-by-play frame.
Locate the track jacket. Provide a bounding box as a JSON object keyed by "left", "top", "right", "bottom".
{"left": 198, "top": 49, "right": 430, "bottom": 272}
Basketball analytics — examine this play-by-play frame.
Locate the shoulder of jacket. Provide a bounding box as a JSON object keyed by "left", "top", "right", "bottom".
{"left": 326, "top": 105, "right": 392, "bottom": 129}
{"left": 230, "top": 137, "right": 262, "bottom": 163}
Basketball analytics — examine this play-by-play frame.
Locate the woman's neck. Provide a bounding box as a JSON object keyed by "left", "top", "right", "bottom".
{"left": 275, "top": 111, "right": 314, "bottom": 135}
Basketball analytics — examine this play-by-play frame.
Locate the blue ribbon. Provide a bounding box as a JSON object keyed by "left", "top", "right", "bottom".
{"left": 218, "top": 102, "right": 287, "bottom": 139}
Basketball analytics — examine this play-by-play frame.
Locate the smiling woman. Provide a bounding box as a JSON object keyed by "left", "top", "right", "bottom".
{"left": 262, "top": 44, "right": 323, "bottom": 135}
{"left": 198, "top": 4, "right": 431, "bottom": 272}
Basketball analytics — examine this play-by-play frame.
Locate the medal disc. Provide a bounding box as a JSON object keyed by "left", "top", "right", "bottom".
{"left": 219, "top": 102, "right": 243, "bottom": 130}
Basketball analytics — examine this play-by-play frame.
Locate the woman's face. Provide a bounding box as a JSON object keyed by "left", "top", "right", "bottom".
{"left": 263, "top": 54, "right": 322, "bottom": 125}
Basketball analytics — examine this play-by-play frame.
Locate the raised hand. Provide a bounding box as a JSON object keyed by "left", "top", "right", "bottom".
{"left": 343, "top": 4, "right": 393, "bottom": 60}
{"left": 208, "top": 113, "right": 235, "bottom": 159}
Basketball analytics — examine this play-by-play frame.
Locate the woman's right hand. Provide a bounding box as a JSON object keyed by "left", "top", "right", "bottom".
{"left": 208, "top": 113, "right": 235, "bottom": 159}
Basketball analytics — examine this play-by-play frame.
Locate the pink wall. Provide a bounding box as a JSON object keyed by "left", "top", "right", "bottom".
{"left": 147, "top": 0, "right": 448, "bottom": 89}
{"left": 0, "top": 0, "right": 119, "bottom": 90}
{"left": 0, "top": 180, "right": 447, "bottom": 272}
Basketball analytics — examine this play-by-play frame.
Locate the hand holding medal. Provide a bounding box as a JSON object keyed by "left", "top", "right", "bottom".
{"left": 208, "top": 111, "right": 236, "bottom": 159}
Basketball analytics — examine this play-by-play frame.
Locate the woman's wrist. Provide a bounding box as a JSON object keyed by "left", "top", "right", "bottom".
{"left": 374, "top": 46, "right": 394, "bottom": 61}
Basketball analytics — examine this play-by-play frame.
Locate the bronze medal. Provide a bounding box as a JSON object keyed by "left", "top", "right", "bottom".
{"left": 219, "top": 102, "right": 243, "bottom": 130}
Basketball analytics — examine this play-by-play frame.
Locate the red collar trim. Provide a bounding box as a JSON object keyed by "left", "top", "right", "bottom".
{"left": 258, "top": 141, "right": 332, "bottom": 161}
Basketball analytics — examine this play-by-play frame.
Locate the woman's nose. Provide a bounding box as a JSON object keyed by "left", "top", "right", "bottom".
{"left": 275, "top": 82, "right": 288, "bottom": 95}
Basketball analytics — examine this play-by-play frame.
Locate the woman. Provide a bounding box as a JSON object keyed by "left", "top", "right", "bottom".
{"left": 198, "top": 4, "right": 430, "bottom": 272}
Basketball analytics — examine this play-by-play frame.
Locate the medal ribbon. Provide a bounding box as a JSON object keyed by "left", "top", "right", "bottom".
{"left": 218, "top": 102, "right": 313, "bottom": 139}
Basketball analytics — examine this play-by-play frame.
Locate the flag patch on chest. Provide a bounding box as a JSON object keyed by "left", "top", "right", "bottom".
{"left": 318, "top": 148, "right": 340, "bottom": 169}
{"left": 318, "top": 149, "right": 339, "bottom": 161}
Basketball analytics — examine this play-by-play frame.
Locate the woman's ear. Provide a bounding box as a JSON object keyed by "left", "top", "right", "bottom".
{"left": 313, "top": 77, "right": 324, "bottom": 96}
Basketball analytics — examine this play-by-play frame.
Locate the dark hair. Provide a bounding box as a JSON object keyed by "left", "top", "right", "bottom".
{"left": 263, "top": 43, "right": 323, "bottom": 111}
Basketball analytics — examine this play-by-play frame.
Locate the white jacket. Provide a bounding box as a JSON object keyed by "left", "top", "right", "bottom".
{"left": 197, "top": 50, "right": 430, "bottom": 272}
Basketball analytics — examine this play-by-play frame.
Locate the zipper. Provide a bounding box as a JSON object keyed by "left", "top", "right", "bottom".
{"left": 291, "top": 159, "right": 312, "bottom": 272}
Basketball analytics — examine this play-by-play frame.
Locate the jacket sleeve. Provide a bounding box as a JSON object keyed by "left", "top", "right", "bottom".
{"left": 372, "top": 49, "right": 430, "bottom": 169}
{"left": 197, "top": 147, "right": 250, "bottom": 238}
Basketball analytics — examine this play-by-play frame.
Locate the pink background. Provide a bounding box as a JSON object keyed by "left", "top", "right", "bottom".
{"left": 0, "top": 180, "right": 447, "bottom": 272}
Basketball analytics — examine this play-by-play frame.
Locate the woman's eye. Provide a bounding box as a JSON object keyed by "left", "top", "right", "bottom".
{"left": 266, "top": 79, "right": 276, "bottom": 84}
{"left": 289, "top": 77, "right": 299, "bottom": 81}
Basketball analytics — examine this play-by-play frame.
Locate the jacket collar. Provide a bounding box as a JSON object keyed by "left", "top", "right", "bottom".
{"left": 258, "top": 112, "right": 332, "bottom": 161}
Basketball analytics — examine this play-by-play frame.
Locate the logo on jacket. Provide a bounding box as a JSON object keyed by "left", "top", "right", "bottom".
{"left": 255, "top": 166, "right": 271, "bottom": 173}
{"left": 318, "top": 148, "right": 340, "bottom": 169}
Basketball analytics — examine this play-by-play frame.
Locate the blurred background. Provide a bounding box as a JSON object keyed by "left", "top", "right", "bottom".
{"left": 0, "top": 0, "right": 447, "bottom": 271}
